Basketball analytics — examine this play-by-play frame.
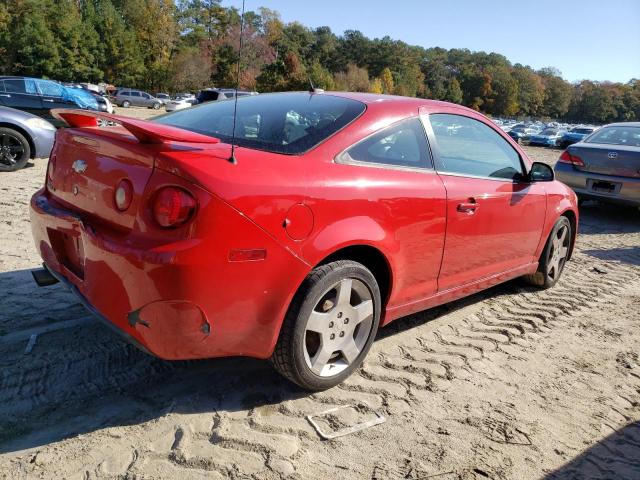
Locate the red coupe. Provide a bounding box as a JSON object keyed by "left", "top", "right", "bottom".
{"left": 30, "top": 92, "right": 578, "bottom": 390}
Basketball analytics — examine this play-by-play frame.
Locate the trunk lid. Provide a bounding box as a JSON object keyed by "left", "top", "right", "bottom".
{"left": 48, "top": 127, "right": 156, "bottom": 230}
{"left": 569, "top": 143, "right": 640, "bottom": 178}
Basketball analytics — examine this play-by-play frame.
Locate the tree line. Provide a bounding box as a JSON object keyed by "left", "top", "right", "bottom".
{"left": 1, "top": 0, "right": 638, "bottom": 123}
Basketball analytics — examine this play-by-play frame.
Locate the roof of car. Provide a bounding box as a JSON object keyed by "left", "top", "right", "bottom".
{"left": 603, "top": 122, "right": 640, "bottom": 128}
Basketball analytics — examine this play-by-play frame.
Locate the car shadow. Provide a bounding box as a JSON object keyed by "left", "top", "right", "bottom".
{"left": 544, "top": 421, "right": 640, "bottom": 479}
{"left": 578, "top": 201, "right": 640, "bottom": 235}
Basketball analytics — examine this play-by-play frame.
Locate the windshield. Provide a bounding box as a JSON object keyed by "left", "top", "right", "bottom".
{"left": 585, "top": 126, "right": 640, "bottom": 147}
{"left": 572, "top": 128, "right": 593, "bottom": 134}
{"left": 540, "top": 129, "right": 558, "bottom": 135}
{"left": 154, "top": 92, "right": 366, "bottom": 155}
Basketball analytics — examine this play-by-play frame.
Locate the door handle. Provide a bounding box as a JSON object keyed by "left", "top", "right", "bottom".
{"left": 43, "top": 98, "right": 54, "bottom": 102}
{"left": 457, "top": 198, "right": 479, "bottom": 213}
{"left": 0, "top": 94, "right": 10, "bottom": 97}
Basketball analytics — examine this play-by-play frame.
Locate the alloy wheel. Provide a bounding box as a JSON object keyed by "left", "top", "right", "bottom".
{"left": 0, "top": 133, "right": 25, "bottom": 167}
{"left": 303, "top": 277, "right": 374, "bottom": 377}
{"left": 547, "top": 224, "right": 569, "bottom": 280}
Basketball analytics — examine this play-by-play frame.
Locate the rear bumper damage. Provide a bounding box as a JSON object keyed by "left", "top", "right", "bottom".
{"left": 30, "top": 188, "right": 310, "bottom": 360}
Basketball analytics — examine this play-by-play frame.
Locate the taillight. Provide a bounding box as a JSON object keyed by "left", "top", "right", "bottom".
{"left": 114, "top": 179, "right": 133, "bottom": 211}
{"left": 558, "top": 150, "right": 585, "bottom": 167}
{"left": 153, "top": 187, "right": 197, "bottom": 228}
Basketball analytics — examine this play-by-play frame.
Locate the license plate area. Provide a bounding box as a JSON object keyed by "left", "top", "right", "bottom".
{"left": 47, "top": 228, "right": 85, "bottom": 279}
{"left": 588, "top": 179, "right": 621, "bottom": 194}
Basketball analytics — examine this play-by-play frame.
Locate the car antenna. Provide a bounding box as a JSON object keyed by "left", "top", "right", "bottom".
{"left": 228, "top": 0, "right": 246, "bottom": 165}
{"left": 308, "top": 76, "right": 324, "bottom": 94}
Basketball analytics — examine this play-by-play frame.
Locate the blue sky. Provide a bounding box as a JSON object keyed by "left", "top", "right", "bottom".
{"left": 228, "top": 0, "right": 640, "bottom": 83}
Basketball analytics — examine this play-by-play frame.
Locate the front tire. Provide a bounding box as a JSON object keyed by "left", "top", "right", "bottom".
{"left": 0, "top": 127, "right": 31, "bottom": 172}
{"left": 152, "top": 102, "right": 161, "bottom": 110}
{"left": 272, "top": 260, "right": 381, "bottom": 390}
{"left": 524, "top": 216, "right": 572, "bottom": 289}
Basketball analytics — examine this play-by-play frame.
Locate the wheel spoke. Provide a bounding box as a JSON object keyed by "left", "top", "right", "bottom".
{"left": 353, "top": 299, "right": 373, "bottom": 325}
{"left": 341, "top": 338, "right": 360, "bottom": 365}
{"left": 306, "top": 310, "right": 329, "bottom": 334}
{"left": 558, "top": 246, "right": 568, "bottom": 259}
{"left": 310, "top": 344, "right": 333, "bottom": 375}
{"left": 335, "top": 278, "right": 352, "bottom": 307}
{"left": 1, "top": 134, "right": 8, "bottom": 147}
{"left": 558, "top": 227, "right": 568, "bottom": 245}
{"left": 549, "top": 257, "right": 560, "bottom": 279}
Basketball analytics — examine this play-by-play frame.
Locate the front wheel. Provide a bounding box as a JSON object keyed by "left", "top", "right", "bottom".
{"left": 524, "top": 216, "right": 572, "bottom": 289}
{"left": 271, "top": 260, "right": 381, "bottom": 390}
{"left": 152, "top": 102, "right": 161, "bottom": 110}
{"left": 0, "top": 127, "right": 31, "bottom": 172}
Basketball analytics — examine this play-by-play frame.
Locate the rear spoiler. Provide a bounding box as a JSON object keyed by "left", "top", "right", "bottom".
{"left": 51, "top": 109, "right": 220, "bottom": 145}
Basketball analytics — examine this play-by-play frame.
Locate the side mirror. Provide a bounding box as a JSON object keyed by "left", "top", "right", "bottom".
{"left": 529, "top": 162, "right": 554, "bottom": 182}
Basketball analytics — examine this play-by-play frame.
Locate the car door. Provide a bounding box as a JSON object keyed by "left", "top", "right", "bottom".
{"left": 0, "top": 78, "right": 43, "bottom": 117}
{"left": 426, "top": 112, "right": 547, "bottom": 291}
{"left": 140, "top": 92, "right": 152, "bottom": 107}
{"left": 129, "top": 91, "right": 142, "bottom": 106}
{"left": 329, "top": 116, "right": 448, "bottom": 306}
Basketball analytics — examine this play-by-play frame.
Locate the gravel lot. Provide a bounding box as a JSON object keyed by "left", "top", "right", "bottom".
{"left": 1, "top": 136, "right": 639, "bottom": 479}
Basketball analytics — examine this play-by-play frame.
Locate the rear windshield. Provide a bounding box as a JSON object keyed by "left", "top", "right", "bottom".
{"left": 154, "top": 92, "right": 366, "bottom": 155}
{"left": 572, "top": 128, "right": 594, "bottom": 134}
{"left": 585, "top": 126, "right": 640, "bottom": 147}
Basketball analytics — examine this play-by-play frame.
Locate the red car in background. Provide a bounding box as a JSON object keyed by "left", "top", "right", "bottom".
{"left": 30, "top": 92, "right": 578, "bottom": 390}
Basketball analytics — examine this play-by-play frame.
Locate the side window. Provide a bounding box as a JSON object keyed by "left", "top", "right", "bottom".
{"left": 0, "top": 81, "right": 4, "bottom": 92}
{"left": 430, "top": 114, "right": 524, "bottom": 180}
{"left": 4, "top": 79, "right": 27, "bottom": 93}
{"left": 339, "top": 117, "right": 431, "bottom": 169}
{"left": 130, "top": 91, "right": 140, "bottom": 97}
{"left": 36, "top": 80, "right": 64, "bottom": 97}
{"left": 141, "top": 93, "right": 150, "bottom": 99}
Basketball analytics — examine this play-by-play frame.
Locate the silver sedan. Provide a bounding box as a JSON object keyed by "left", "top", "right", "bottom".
{"left": 0, "top": 105, "right": 56, "bottom": 172}
{"left": 554, "top": 122, "right": 640, "bottom": 207}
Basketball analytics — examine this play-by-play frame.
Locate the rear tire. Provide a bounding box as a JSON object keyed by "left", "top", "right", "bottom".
{"left": 122, "top": 100, "right": 130, "bottom": 108}
{"left": 524, "top": 216, "right": 572, "bottom": 289}
{"left": 271, "top": 260, "right": 381, "bottom": 391}
{"left": 0, "top": 127, "right": 31, "bottom": 172}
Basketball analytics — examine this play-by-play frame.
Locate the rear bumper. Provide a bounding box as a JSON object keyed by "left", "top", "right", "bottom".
{"left": 30, "top": 189, "right": 310, "bottom": 360}
{"left": 555, "top": 163, "right": 640, "bottom": 206}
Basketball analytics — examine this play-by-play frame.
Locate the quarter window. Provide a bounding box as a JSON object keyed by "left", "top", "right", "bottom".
{"left": 430, "top": 114, "right": 524, "bottom": 180}
{"left": 339, "top": 117, "right": 431, "bottom": 169}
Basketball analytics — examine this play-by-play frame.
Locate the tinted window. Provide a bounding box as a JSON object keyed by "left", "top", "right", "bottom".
{"left": 141, "top": 93, "right": 150, "bottom": 99}
{"left": 155, "top": 92, "right": 366, "bottom": 155}
{"left": 339, "top": 117, "right": 430, "bottom": 168}
{"left": 585, "top": 126, "right": 640, "bottom": 147}
{"left": 4, "top": 79, "right": 27, "bottom": 93}
{"left": 197, "top": 91, "right": 219, "bottom": 102}
{"left": 37, "top": 80, "right": 65, "bottom": 97}
{"left": 430, "top": 114, "right": 524, "bottom": 180}
{"left": 130, "top": 91, "right": 141, "bottom": 97}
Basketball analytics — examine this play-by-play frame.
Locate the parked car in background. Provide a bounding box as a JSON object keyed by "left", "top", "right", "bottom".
{"left": 115, "top": 89, "right": 163, "bottom": 109}
{"left": 156, "top": 93, "right": 171, "bottom": 105}
{"left": 507, "top": 124, "right": 539, "bottom": 143}
{"left": 0, "top": 76, "right": 99, "bottom": 126}
{"left": 0, "top": 105, "right": 55, "bottom": 171}
{"left": 196, "top": 88, "right": 257, "bottom": 104}
{"left": 555, "top": 122, "right": 640, "bottom": 207}
{"left": 558, "top": 126, "right": 598, "bottom": 148}
{"left": 165, "top": 98, "right": 192, "bottom": 112}
{"left": 528, "top": 128, "right": 566, "bottom": 147}
{"left": 32, "top": 92, "right": 577, "bottom": 390}
{"left": 92, "top": 93, "right": 114, "bottom": 114}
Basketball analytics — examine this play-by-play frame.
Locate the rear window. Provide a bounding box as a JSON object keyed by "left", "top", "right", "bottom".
{"left": 586, "top": 126, "right": 640, "bottom": 147}
{"left": 155, "top": 92, "right": 366, "bottom": 155}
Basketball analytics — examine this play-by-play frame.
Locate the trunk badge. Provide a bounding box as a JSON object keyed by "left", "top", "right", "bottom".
{"left": 72, "top": 159, "right": 88, "bottom": 173}
{"left": 607, "top": 152, "right": 618, "bottom": 159}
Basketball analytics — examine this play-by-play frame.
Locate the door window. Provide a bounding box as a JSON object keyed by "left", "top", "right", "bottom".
{"left": 338, "top": 117, "right": 431, "bottom": 169}
{"left": 130, "top": 91, "right": 141, "bottom": 97}
{"left": 141, "top": 93, "right": 150, "bottom": 99}
{"left": 3, "top": 79, "right": 27, "bottom": 93}
{"left": 36, "top": 80, "right": 65, "bottom": 97}
{"left": 430, "top": 114, "right": 524, "bottom": 180}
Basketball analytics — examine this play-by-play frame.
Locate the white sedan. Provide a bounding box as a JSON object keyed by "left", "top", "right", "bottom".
{"left": 165, "top": 99, "right": 192, "bottom": 112}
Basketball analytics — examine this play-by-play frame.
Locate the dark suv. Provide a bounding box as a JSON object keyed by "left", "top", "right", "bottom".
{"left": 0, "top": 76, "right": 99, "bottom": 126}
{"left": 196, "top": 88, "right": 257, "bottom": 104}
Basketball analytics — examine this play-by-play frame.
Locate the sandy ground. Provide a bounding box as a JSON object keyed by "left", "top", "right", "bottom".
{"left": 0, "top": 142, "right": 639, "bottom": 480}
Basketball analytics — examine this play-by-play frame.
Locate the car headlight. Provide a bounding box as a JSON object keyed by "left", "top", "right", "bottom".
{"left": 25, "top": 117, "right": 56, "bottom": 131}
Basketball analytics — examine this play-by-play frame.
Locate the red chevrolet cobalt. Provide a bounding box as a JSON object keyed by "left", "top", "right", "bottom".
{"left": 30, "top": 92, "right": 578, "bottom": 390}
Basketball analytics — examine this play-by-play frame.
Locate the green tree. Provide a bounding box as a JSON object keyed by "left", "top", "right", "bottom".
{"left": 444, "top": 78, "right": 463, "bottom": 104}
{"left": 380, "top": 67, "right": 394, "bottom": 94}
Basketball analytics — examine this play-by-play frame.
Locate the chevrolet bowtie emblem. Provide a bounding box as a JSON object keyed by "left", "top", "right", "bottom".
{"left": 72, "top": 159, "right": 87, "bottom": 173}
